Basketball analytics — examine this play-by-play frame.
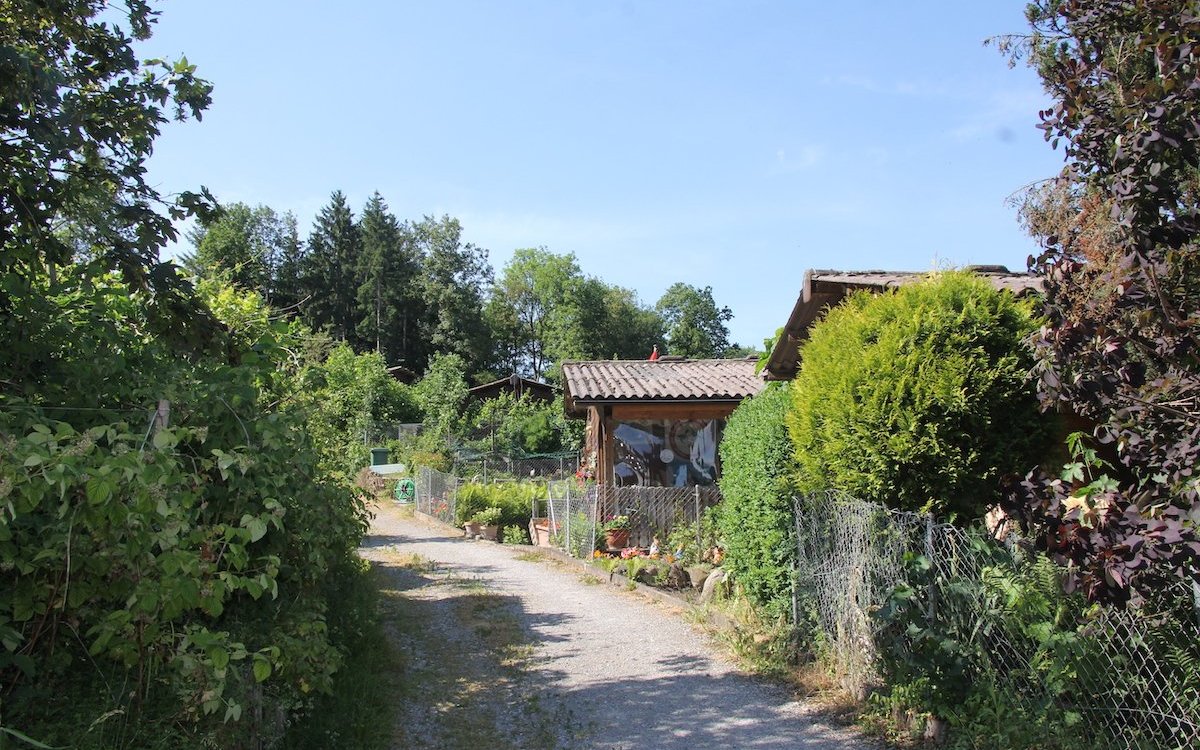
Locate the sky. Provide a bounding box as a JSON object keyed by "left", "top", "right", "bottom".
{"left": 142, "top": 1, "right": 1065, "bottom": 350}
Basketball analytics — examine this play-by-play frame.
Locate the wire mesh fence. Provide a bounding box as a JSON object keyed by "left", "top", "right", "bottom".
{"left": 541, "top": 483, "right": 725, "bottom": 558}
{"left": 596, "top": 485, "right": 723, "bottom": 549}
{"left": 453, "top": 452, "right": 579, "bottom": 482}
{"left": 415, "top": 466, "right": 459, "bottom": 526}
{"left": 545, "top": 481, "right": 598, "bottom": 558}
{"left": 793, "top": 491, "right": 1200, "bottom": 749}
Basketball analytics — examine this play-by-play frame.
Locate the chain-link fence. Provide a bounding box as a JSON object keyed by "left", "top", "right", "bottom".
{"left": 793, "top": 491, "right": 1200, "bottom": 749}
{"left": 415, "top": 466, "right": 459, "bottom": 526}
{"left": 544, "top": 481, "right": 598, "bottom": 558}
{"left": 453, "top": 452, "right": 579, "bottom": 482}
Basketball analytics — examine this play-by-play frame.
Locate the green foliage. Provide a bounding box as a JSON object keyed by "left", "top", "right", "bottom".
{"left": 355, "top": 192, "right": 422, "bottom": 364}
{"left": 0, "top": 272, "right": 370, "bottom": 746}
{"left": 788, "top": 271, "right": 1051, "bottom": 520}
{"left": 280, "top": 559, "right": 395, "bottom": 750}
{"left": 0, "top": 0, "right": 218, "bottom": 354}
{"left": 303, "top": 191, "right": 362, "bottom": 344}
{"left": 300, "top": 344, "right": 420, "bottom": 478}
{"left": 414, "top": 353, "right": 471, "bottom": 446}
{"left": 717, "top": 382, "right": 796, "bottom": 617}
{"left": 471, "top": 506, "right": 503, "bottom": 526}
{"left": 502, "top": 525, "right": 529, "bottom": 545}
{"left": 183, "top": 202, "right": 297, "bottom": 300}
{"left": 665, "top": 507, "right": 721, "bottom": 568}
{"left": 0, "top": 5, "right": 387, "bottom": 745}
{"left": 467, "top": 393, "right": 572, "bottom": 456}
{"left": 453, "top": 482, "right": 542, "bottom": 530}
{"left": 874, "top": 543, "right": 1099, "bottom": 749}
{"left": 550, "top": 511, "right": 598, "bottom": 559}
{"left": 414, "top": 215, "right": 495, "bottom": 375}
{"left": 656, "top": 282, "right": 733, "bottom": 358}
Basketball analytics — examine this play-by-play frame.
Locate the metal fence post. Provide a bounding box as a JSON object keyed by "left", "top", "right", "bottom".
{"left": 924, "top": 514, "right": 937, "bottom": 622}
{"left": 694, "top": 485, "right": 702, "bottom": 551}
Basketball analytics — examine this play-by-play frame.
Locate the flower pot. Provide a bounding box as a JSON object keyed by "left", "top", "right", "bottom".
{"left": 480, "top": 524, "right": 499, "bottom": 542}
{"left": 604, "top": 529, "right": 630, "bottom": 550}
{"left": 464, "top": 521, "right": 482, "bottom": 538}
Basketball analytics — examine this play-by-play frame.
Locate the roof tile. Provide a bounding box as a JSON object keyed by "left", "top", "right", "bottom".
{"left": 561, "top": 359, "right": 764, "bottom": 402}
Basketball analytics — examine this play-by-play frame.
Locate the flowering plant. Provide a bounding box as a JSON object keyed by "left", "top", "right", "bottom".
{"left": 601, "top": 514, "right": 631, "bottom": 532}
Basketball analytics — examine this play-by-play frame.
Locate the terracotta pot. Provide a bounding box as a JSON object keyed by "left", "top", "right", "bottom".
{"left": 529, "top": 519, "right": 553, "bottom": 547}
{"left": 480, "top": 524, "right": 499, "bottom": 542}
{"left": 604, "top": 528, "right": 630, "bottom": 549}
{"left": 464, "top": 521, "right": 482, "bottom": 538}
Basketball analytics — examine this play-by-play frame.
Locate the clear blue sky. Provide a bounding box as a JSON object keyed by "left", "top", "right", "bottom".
{"left": 143, "top": 1, "right": 1064, "bottom": 350}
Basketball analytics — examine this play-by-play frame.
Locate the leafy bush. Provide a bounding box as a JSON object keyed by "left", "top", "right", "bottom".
{"left": 299, "top": 344, "right": 420, "bottom": 478}
{"left": 453, "top": 482, "right": 543, "bottom": 529}
{"left": 502, "top": 525, "right": 529, "bottom": 545}
{"left": 0, "top": 273, "right": 371, "bottom": 746}
{"left": 467, "top": 393, "right": 573, "bottom": 455}
{"left": 716, "top": 382, "right": 796, "bottom": 618}
{"left": 874, "top": 542, "right": 1099, "bottom": 749}
{"left": 666, "top": 507, "right": 721, "bottom": 569}
{"left": 788, "top": 271, "right": 1051, "bottom": 520}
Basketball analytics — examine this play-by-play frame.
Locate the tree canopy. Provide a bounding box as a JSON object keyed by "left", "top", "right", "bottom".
{"left": 655, "top": 282, "right": 733, "bottom": 358}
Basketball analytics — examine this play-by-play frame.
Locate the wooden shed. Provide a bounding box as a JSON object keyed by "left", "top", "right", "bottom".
{"left": 561, "top": 358, "right": 764, "bottom": 487}
{"left": 761, "top": 266, "right": 1044, "bottom": 381}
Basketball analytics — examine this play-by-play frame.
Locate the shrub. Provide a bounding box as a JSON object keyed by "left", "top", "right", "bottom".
{"left": 716, "top": 382, "right": 797, "bottom": 618}
{"left": 502, "top": 525, "right": 529, "bottom": 545}
{"left": 453, "top": 482, "right": 542, "bottom": 529}
{"left": 788, "top": 271, "right": 1051, "bottom": 520}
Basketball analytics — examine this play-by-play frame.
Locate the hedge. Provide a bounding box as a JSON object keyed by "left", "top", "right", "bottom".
{"left": 716, "top": 382, "right": 797, "bottom": 618}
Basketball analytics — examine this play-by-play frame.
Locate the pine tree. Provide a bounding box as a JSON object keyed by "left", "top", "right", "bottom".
{"left": 356, "top": 192, "right": 422, "bottom": 364}
{"left": 303, "top": 191, "right": 362, "bottom": 344}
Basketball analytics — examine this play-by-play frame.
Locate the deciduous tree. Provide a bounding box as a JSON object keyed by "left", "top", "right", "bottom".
{"left": 655, "top": 282, "right": 732, "bottom": 358}
{"left": 998, "top": 0, "right": 1200, "bottom": 603}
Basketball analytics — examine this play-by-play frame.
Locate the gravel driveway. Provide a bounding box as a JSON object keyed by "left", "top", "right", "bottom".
{"left": 362, "top": 501, "right": 874, "bottom": 750}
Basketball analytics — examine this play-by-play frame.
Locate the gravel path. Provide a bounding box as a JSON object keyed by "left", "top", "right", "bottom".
{"left": 362, "top": 502, "right": 875, "bottom": 750}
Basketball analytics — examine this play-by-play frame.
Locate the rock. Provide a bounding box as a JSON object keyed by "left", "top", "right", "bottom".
{"left": 686, "top": 564, "right": 712, "bottom": 589}
{"left": 699, "top": 566, "right": 727, "bottom": 603}
{"left": 635, "top": 564, "right": 661, "bottom": 585}
{"left": 666, "top": 563, "right": 687, "bottom": 589}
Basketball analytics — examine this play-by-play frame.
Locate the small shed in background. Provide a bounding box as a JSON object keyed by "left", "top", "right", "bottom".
{"left": 466, "top": 372, "right": 557, "bottom": 405}
{"left": 561, "top": 358, "right": 764, "bottom": 487}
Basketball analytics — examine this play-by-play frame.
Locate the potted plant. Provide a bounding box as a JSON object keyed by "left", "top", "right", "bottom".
{"left": 472, "top": 506, "right": 503, "bottom": 541}
{"left": 601, "top": 514, "right": 631, "bottom": 550}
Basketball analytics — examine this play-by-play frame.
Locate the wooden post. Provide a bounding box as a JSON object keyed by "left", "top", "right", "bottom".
{"left": 694, "top": 485, "right": 702, "bottom": 552}
{"left": 154, "top": 399, "right": 170, "bottom": 431}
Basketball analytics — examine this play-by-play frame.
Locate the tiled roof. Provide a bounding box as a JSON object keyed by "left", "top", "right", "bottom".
{"left": 561, "top": 359, "right": 764, "bottom": 403}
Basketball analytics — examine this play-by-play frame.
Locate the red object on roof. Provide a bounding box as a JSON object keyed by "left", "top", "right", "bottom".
{"left": 649, "top": 345, "right": 659, "bottom": 361}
